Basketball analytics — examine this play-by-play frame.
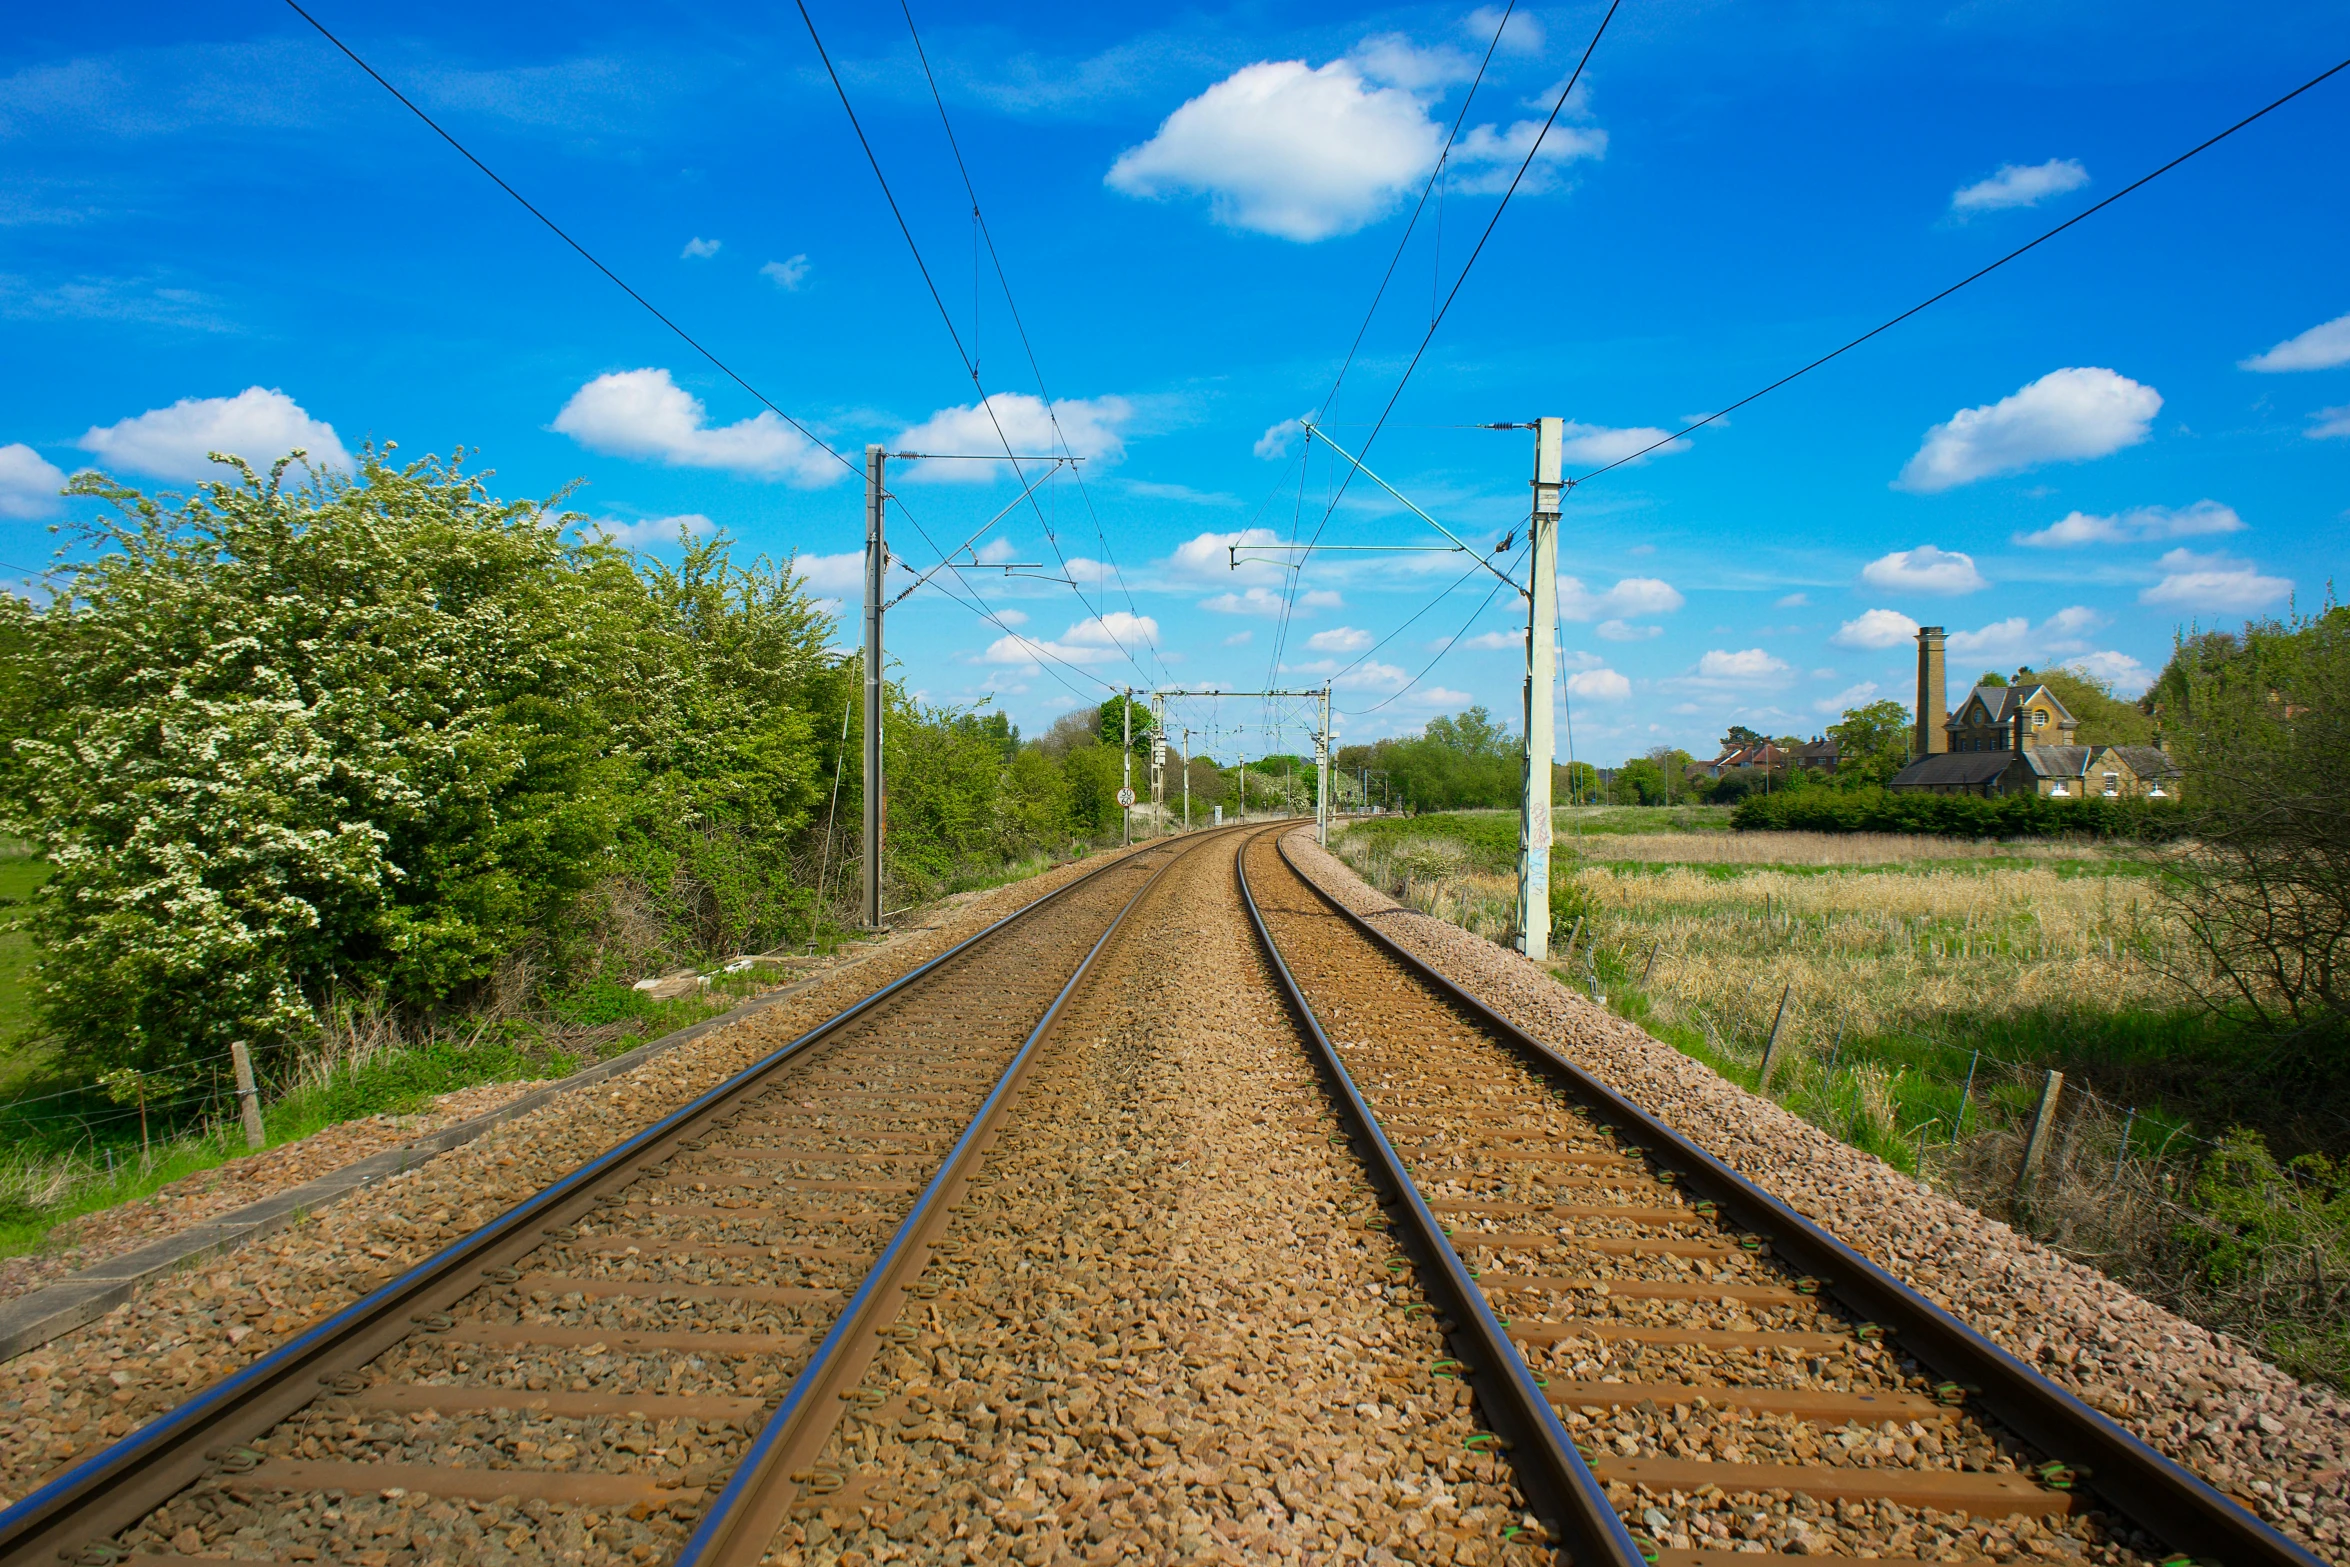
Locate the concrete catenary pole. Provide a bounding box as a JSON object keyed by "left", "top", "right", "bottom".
{"left": 1120, "top": 686, "right": 1132, "bottom": 846}
{"left": 1150, "top": 694, "right": 1167, "bottom": 837}
{"left": 862, "top": 444, "right": 886, "bottom": 929}
{"left": 1517, "top": 417, "right": 1563, "bottom": 960}
{"left": 1182, "top": 728, "right": 1192, "bottom": 831}
{"left": 1316, "top": 684, "right": 1332, "bottom": 846}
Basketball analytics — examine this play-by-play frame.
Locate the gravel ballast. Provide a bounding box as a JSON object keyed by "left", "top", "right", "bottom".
{"left": 0, "top": 848, "right": 1136, "bottom": 1512}
{"left": 779, "top": 831, "right": 1550, "bottom": 1567}
{"left": 1291, "top": 828, "right": 2350, "bottom": 1563}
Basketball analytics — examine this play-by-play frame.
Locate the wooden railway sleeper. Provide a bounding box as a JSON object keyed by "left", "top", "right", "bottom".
{"left": 1256, "top": 826, "right": 2328, "bottom": 1567}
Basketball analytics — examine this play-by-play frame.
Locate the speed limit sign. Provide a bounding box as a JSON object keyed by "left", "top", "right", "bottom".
{"left": 1116, "top": 787, "right": 1137, "bottom": 807}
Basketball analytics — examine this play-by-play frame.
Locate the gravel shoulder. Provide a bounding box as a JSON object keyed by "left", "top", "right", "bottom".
{"left": 779, "top": 830, "right": 1550, "bottom": 1567}
{"left": 0, "top": 844, "right": 1142, "bottom": 1509}
{"left": 1290, "top": 828, "right": 2350, "bottom": 1563}
{"left": 0, "top": 1080, "right": 550, "bottom": 1307}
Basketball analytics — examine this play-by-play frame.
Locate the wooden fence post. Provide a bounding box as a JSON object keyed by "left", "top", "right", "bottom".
{"left": 231, "top": 1041, "right": 266, "bottom": 1151}
{"left": 1559, "top": 916, "right": 1585, "bottom": 967}
{"left": 1758, "top": 983, "right": 1794, "bottom": 1089}
{"left": 2017, "top": 1069, "right": 2064, "bottom": 1199}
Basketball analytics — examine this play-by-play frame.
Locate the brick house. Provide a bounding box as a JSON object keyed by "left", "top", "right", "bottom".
{"left": 1888, "top": 626, "right": 2179, "bottom": 799}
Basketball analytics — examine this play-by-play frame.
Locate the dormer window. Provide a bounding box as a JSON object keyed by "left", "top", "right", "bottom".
{"left": 2032, "top": 710, "right": 2048, "bottom": 729}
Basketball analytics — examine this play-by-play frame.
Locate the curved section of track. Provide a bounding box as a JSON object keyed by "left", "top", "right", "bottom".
{"left": 1239, "top": 825, "right": 2322, "bottom": 1567}
{"left": 0, "top": 831, "right": 1224, "bottom": 1567}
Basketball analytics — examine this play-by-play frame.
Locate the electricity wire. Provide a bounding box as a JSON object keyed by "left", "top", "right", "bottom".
{"left": 1574, "top": 52, "right": 2350, "bottom": 483}
{"left": 1344, "top": 556, "right": 1522, "bottom": 717}
{"left": 282, "top": 0, "right": 857, "bottom": 479}
{"left": 899, "top": 0, "right": 1170, "bottom": 687}
{"left": 1264, "top": 1, "right": 1521, "bottom": 687}
{"left": 1269, "top": 0, "right": 1620, "bottom": 685}
{"left": 796, "top": 0, "right": 1161, "bottom": 690}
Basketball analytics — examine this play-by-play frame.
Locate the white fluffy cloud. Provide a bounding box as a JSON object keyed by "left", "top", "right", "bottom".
{"left": 1200, "top": 584, "right": 1340, "bottom": 615}
{"left": 2140, "top": 549, "right": 2291, "bottom": 613}
{"left": 894, "top": 393, "right": 1129, "bottom": 482}
{"left": 1896, "top": 368, "right": 2160, "bottom": 492}
{"left": 2014, "top": 499, "right": 2244, "bottom": 548}
{"left": 2309, "top": 406, "right": 2350, "bottom": 441}
{"left": 761, "top": 255, "right": 811, "bottom": 291}
{"left": 1556, "top": 421, "right": 1687, "bottom": 467}
{"left": 0, "top": 444, "right": 67, "bottom": 519}
{"left": 1170, "top": 527, "right": 1288, "bottom": 580}
{"left": 1950, "top": 158, "right": 2087, "bottom": 215}
{"left": 578, "top": 512, "right": 714, "bottom": 550}
{"left": 79, "top": 387, "right": 351, "bottom": 482}
{"left": 1566, "top": 666, "right": 1631, "bottom": 701}
{"left": 983, "top": 611, "right": 1160, "bottom": 667}
{"left": 1861, "top": 545, "right": 1986, "bottom": 595}
{"left": 1943, "top": 606, "right": 2106, "bottom": 669}
{"left": 2066, "top": 650, "right": 2152, "bottom": 697}
{"left": 2240, "top": 311, "right": 2350, "bottom": 372}
{"left": 1695, "top": 648, "right": 1790, "bottom": 682}
{"left": 553, "top": 368, "right": 839, "bottom": 484}
{"left": 789, "top": 549, "right": 867, "bottom": 596}
{"left": 1461, "top": 630, "right": 1519, "bottom": 651}
{"left": 1814, "top": 681, "right": 1880, "bottom": 714}
{"left": 1832, "top": 608, "right": 1921, "bottom": 649}
{"left": 680, "top": 236, "right": 721, "bottom": 259}
{"left": 1595, "top": 619, "right": 1663, "bottom": 641}
{"left": 1465, "top": 5, "right": 1543, "bottom": 53}
{"left": 1559, "top": 574, "right": 1682, "bottom": 622}
{"left": 1104, "top": 41, "right": 1603, "bottom": 242}
{"left": 1307, "top": 625, "right": 1372, "bottom": 652}
{"left": 1254, "top": 410, "right": 1315, "bottom": 460}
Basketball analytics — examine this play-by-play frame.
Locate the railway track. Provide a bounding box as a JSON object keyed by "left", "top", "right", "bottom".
{"left": 1238, "top": 825, "right": 2325, "bottom": 1567}
{"left": 0, "top": 830, "right": 1219, "bottom": 1567}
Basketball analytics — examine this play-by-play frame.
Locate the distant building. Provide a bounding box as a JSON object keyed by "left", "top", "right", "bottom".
{"left": 1888, "top": 626, "right": 2178, "bottom": 798}
{"left": 1697, "top": 734, "right": 1839, "bottom": 780}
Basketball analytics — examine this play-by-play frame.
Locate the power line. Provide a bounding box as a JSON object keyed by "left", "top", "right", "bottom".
{"left": 286, "top": 2, "right": 1111, "bottom": 719}
{"left": 1344, "top": 557, "right": 1523, "bottom": 717}
{"left": 1574, "top": 52, "right": 2350, "bottom": 483}
{"left": 898, "top": 0, "right": 1171, "bottom": 688}
{"left": 1266, "top": 1, "right": 1522, "bottom": 690}
{"left": 1269, "top": 0, "right": 1622, "bottom": 684}
{"left": 795, "top": 0, "right": 1161, "bottom": 691}
{"left": 282, "top": 0, "right": 856, "bottom": 479}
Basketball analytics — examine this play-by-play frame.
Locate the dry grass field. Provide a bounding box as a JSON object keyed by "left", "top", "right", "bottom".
{"left": 1336, "top": 809, "right": 2350, "bottom": 1388}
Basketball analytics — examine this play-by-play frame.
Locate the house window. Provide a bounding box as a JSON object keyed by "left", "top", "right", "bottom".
{"left": 2102, "top": 773, "right": 2120, "bottom": 796}
{"left": 2032, "top": 710, "right": 2048, "bottom": 729}
{"left": 2050, "top": 782, "right": 2069, "bottom": 797}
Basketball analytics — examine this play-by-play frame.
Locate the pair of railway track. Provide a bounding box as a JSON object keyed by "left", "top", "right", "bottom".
{"left": 0, "top": 824, "right": 2318, "bottom": 1567}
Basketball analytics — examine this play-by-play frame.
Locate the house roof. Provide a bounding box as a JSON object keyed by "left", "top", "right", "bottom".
{"left": 2104, "top": 744, "right": 2180, "bottom": 778}
{"left": 2023, "top": 745, "right": 2092, "bottom": 780}
{"left": 1889, "top": 752, "right": 2019, "bottom": 789}
{"left": 1947, "top": 682, "right": 2076, "bottom": 732}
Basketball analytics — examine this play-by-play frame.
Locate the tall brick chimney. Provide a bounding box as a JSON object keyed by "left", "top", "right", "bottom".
{"left": 1915, "top": 626, "right": 1947, "bottom": 758}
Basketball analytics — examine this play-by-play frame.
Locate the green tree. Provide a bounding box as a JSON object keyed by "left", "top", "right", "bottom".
{"left": 2021, "top": 664, "right": 2155, "bottom": 746}
{"left": 1828, "top": 699, "right": 1913, "bottom": 789}
{"left": 1096, "top": 695, "right": 1153, "bottom": 753}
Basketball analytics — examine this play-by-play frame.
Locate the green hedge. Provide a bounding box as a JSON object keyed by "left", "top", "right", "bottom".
{"left": 1731, "top": 786, "right": 2183, "bottom": 839}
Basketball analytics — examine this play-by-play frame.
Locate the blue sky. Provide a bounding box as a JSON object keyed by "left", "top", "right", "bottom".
{"left": 3, "top": 1, "right": 2344, "bottom": 764}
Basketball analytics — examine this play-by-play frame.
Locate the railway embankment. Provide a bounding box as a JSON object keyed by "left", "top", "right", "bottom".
{"left": 1281, "top": 828, "right": 2350, "bottom": 1562}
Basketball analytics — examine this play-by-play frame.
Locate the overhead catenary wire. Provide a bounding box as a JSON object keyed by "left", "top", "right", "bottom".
{"left": 1342, "top": 545, "right": 1526, "bottom": 717}
{"left": 1573, "top": 52, "right": 2350, "bottom": 483}
{"left": 898, "top": 0, "right": 1171, "bottom": 688}
{"left": 795, "top": 0, "right": 1161, "bottom": 691}
{"left": 281, "top": 0, "right": 857, "bottom": 480}
{"left": 1268, "top": 0, "right": 1621, "bottom": 686}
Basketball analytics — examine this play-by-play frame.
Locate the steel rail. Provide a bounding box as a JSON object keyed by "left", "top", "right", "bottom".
{"left": 1255, "top": 826, "right": 2327, "bottom": 1567}
{"left": 678, "top": 825, "right": 1223, "bottom": 1567}
{"left": 0, "top": 834, "right": 1196, "bottom": 1567}
{"left": 1235, "top": 826, "right": 1642, "bottom": 1567}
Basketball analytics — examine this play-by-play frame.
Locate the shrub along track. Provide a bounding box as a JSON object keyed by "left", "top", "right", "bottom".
{"left": 0, "top": 831, "right": 1208, "bottom": 1567}
{"left": 1239, "top": 826, "right": 2325, "bottom": 1567}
